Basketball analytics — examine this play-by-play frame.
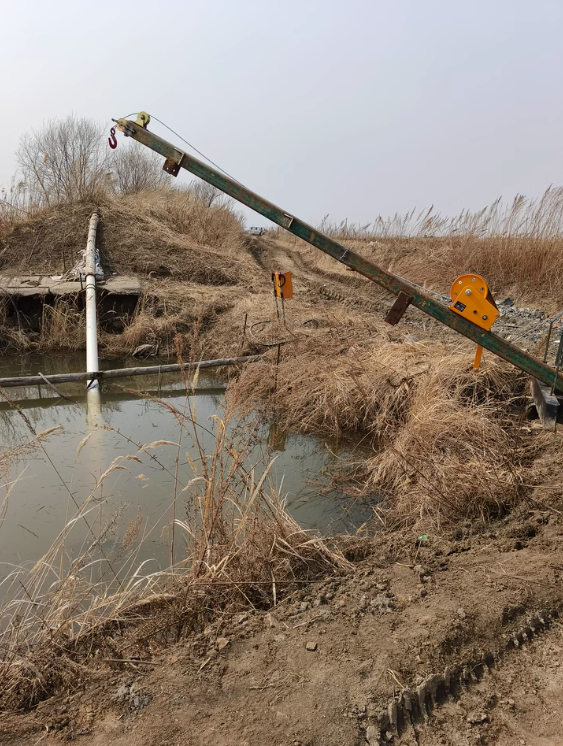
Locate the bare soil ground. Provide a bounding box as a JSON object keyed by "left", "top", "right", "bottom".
{"left": 3, "top": 494, "right": 563, "bottom": 746}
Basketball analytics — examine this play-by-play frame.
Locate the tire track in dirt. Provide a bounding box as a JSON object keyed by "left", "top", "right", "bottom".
{"left": 371, "top": 605, "right": 563, "bottom": 745}
{"left": 255, "top": 237, "right": 390, "bottom": 316}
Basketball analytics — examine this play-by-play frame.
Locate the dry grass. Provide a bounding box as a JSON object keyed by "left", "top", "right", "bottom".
{"left": 347, "top": 233, "right": 563, "bottom": 309}
{"left": 0, "top": 386, "right": 349, "bottom": 711}
{"left": 228, "top": 331, "right": 535, "bottom": 526}
{"left": 356, "top": 365, "right": 533, "bottom": 527}
{"left": 100, "top": 299, "right": 186, "bottom": 358}
{"left": 39, "top": 298, "right": 85, "bottom": 350}
{"left": 272, "top": 187, "right": 563, "bottom": 307}
{"left": 228, "top": 329, "right": 519, "bottom": 437}
{"left": 0, "top": 188, "right": 249, "bottom": 283}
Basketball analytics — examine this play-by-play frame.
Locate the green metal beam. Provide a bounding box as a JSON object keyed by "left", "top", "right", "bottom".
{"left": 116, "top": 118, "right": 563, "bottom": 393}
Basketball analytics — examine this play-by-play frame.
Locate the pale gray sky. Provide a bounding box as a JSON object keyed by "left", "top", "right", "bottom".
{"left": 1, "top": 0, "right": 562, "bottom": 226}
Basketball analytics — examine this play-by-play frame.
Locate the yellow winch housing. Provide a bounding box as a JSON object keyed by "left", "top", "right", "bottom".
{"left": 449, "top": 273, "right": 499, "bottom": 331}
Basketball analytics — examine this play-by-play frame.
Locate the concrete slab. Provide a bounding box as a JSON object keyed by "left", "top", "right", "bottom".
{"left": 3, "top": 287, "right": 49, "bottom": 297}
{"left": 0, "top": 275, "right": 142, "bottom": 297}
{"left": 102, "top": 276, "right": 142, "bottom": 294}
{"left": 50, "top": 281, "right": 83, "bottom": 295}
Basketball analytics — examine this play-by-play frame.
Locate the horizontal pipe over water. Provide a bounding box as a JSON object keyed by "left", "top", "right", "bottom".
{"left": 0, "top": 387, "right": 227, "bottom": 411}
{"left": 0, "top": 355, "right": 260, "bottom": 389}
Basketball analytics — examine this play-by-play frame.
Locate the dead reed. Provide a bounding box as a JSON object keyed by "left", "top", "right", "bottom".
{"left": 307, "top": 187, "right": 563, "bottom": 306}
{"left": 228, "top": 332, "right": 534, "bottom": 526}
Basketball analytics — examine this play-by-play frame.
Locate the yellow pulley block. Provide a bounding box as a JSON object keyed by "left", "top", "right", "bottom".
{"left": 134, "top": 111, "right": 151, "bottom": 129}
{"left": 449, "top": 273, "right": 499, "bottom": 370}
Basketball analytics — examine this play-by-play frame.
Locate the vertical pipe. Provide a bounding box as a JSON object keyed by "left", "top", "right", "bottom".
{"left": 87, "top": 387, "right": 102, "bottom": 427}
{"left": 85, "top": 211, "right": 99, "bottom": 388}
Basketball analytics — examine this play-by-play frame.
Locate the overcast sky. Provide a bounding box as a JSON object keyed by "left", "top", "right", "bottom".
{"left": 1, "top": 0, "right": 562, "bottom": 226}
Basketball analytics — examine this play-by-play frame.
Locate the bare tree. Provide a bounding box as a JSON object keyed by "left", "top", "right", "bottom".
{"left": 110, "top": 142, "right": 170, "bottom": 194}
{"left": 17, "top": 116, "right": 108, "bottom": 206}
{"left": 189, "top": 179, "right": 230, "bottom": 208}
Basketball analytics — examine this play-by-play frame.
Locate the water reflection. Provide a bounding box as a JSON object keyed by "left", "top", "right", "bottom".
{"left": 0, "top": 353, "right": 372, "bottom": 580}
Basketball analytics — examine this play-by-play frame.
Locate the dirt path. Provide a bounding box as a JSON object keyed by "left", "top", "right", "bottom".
{"left": 250, "top": 236, "right": 553, "bottom": 356}
{"left": 3, "top": 506, "right": 563, "bottom": 745}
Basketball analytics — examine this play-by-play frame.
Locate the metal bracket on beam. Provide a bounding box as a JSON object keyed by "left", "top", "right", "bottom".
{"left": 530, "top": 377, "right": 560, "bottom": 430}
{"left": 163, "top": 152, "right": 186, "bottom": 177}
{"left": 385, "top": 291, "right": 414, "bottom": 325}
{"left": 280, "top": 213, "right": 294, "bottom": 229}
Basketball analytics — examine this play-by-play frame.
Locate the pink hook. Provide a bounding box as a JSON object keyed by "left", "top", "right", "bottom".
{"left": 108, "top": 127, "right": 117, "bottom": 149}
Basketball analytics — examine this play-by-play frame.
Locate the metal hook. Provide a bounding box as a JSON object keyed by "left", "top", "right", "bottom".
{"left": 108, "top": 127, "right": 118, "bottom": 150}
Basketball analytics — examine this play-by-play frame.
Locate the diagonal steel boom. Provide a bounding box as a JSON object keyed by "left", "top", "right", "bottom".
{"left": 116, "top": 118, "right": 563, "bottom": 393}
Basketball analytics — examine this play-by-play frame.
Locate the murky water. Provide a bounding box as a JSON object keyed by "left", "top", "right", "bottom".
{"left": 0, "top": 353, "right": 372, "bottom": 582}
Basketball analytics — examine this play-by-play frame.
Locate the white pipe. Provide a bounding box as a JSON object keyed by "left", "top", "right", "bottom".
{"left": 86, "top": 386, "right": 102, "bottom": 427}
{"left": 85, "top": 212, "right": 99, "bottom": 389}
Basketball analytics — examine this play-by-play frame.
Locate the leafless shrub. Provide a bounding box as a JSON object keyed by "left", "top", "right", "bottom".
{"left": 188, "top": 179, "right": 231, "bottom": 208}
{"left": 16, "top": 116, "right": 109, "bottom": 206}
{"left": 110, "top": 142, "right": 170, "bottom": 194}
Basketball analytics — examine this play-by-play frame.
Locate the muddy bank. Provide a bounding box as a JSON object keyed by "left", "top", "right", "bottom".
{"left": 3, "top": 497, "right": 563, "bottom": 745}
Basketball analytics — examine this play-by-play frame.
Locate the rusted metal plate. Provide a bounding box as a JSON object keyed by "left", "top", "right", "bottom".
{"left": 385, "top": 291, "right": 413, "bottom": 325}
{"left": 163, "top": 156, "right": 182, "bottom": 176}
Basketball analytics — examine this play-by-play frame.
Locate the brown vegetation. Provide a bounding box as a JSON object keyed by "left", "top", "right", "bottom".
{"left": 307, "top": 187, "right": 563, "bottom": 307}
{"left": 228, "top": 330, "right": 538, "bottom": 527}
